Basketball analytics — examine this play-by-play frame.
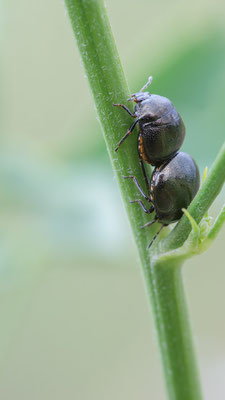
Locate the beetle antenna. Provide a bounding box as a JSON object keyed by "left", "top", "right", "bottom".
{"left": 140, "top": 76, "right": 153, "bottom": 92}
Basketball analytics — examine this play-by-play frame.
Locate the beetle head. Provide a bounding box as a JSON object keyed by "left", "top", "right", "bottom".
{"left": 127, "top": 92, "right": 151, "bottom": 103}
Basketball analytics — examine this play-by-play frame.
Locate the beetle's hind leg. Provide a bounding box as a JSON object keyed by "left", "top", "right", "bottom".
{"left": 147, "top": 224, "right": 166, "bottom": 249}
{"left": 140, "top": 222, "right": 167, "bottom": 250}
{"left": 141, "top": 217, "right": 158, "bottom": 229}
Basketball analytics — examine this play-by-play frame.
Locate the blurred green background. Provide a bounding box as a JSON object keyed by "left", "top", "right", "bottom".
{"left": 2, "top": 0, "right": 225, "bottom": 398}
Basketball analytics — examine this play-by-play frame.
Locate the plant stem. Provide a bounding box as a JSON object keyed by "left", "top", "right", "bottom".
{"left": 64, "top": 0, "right": 153, "bottom": 266}
{"left": 63, "top": 0, "right": 225, "bottom": 398}
{"left": 145, "top": 260, "right": 202, "bottom": 400}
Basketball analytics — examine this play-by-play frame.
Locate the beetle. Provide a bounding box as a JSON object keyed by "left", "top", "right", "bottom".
{"left": 113, "top": 77, "right": 200, "bottom": 248}
{"left": 124, "top": 152, "right": 200, "bottom": 248}
{"left": 113, "top": 76, "right": 186, "bottom": 195}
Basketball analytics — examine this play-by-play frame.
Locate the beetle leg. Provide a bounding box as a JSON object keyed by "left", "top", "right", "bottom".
{"left": 123, "top": 175, "right": 151, "bottom": 202}
{"left": 140, "top": 160, "right": 150, "bottom": 196}
{"left": 112, "top": 103, "right": 136, "bottom": 118}
{"left": 115, "top": 119, "right": 139, "bottom": 152}
{"left": 147, "top": 224, "right": 166, "bottom": 249}
{"left": 137, "top": 133, "right": 151, "bottom": 196}
{"left": 140, "top": 217, "right": 158, "bottom": 229}
{"left": 130, "top": 200, "right": 154, "bottom": 214}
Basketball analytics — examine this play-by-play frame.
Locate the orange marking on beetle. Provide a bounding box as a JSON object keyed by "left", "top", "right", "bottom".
{"left": 139, "top": 134, "right": 149, "bottom": 162}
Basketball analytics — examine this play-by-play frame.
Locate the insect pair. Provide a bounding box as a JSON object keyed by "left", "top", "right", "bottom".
{"left": 113, "top": 77, "right": 200, "bottom": 249}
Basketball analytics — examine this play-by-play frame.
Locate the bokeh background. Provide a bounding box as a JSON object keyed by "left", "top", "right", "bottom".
{"left": 2, "top": 0, "right": 225, "bottom": 398}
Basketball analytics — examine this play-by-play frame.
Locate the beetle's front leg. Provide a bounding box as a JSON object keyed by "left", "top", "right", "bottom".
{"left": 130, "top": 200, "right": 154, "bottom": 214}
{"left": 112, "top": 103, "right": 137, "bottom": 118}
{"left": 123, "top": 175, "right": 151, "bottom": 202}
{"left": 115, "top": 119, "right": 139, "bottom": 152}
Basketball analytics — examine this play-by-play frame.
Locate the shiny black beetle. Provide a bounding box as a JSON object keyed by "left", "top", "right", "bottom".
{"left": 113, "top": 77, "right": 200, "bottom": 248}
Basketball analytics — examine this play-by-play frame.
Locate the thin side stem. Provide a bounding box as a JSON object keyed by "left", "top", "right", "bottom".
{"left": 207, "top": 203, "right": 225, "bottom": 241}
{"left": 159, "top": 143, "right": 225, "bottom": 254}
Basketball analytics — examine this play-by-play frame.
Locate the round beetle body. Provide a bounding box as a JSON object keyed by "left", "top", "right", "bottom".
{"left": 134, "top": 93, "right": 185, "bottom": 166}
{"left": 114, "top": 77, "right": 185, "bottom": 167}
{"left": 113, "top": 77, "right": 200, "bottom": 249}
{"left": 150, "top": 152, "right": 200, "bottom": 224}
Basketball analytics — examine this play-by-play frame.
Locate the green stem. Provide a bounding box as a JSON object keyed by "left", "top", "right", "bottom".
{"left": 64, "top": 0, "right": 153, "bottom": 266}
{"left": 63, "top": 0, "right": 219, "bottom": 398}
{"left": 146, "top": 261, "right": 202, "bottom": 400}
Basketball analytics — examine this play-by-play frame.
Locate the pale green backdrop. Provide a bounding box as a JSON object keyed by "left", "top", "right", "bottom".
{"left": 2, "top": 0, "right": 225, "bottom": 398}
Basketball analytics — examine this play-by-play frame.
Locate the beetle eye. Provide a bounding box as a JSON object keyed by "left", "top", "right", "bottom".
{"left": 127, "top": 95, "right": 136, "bottom": 102}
